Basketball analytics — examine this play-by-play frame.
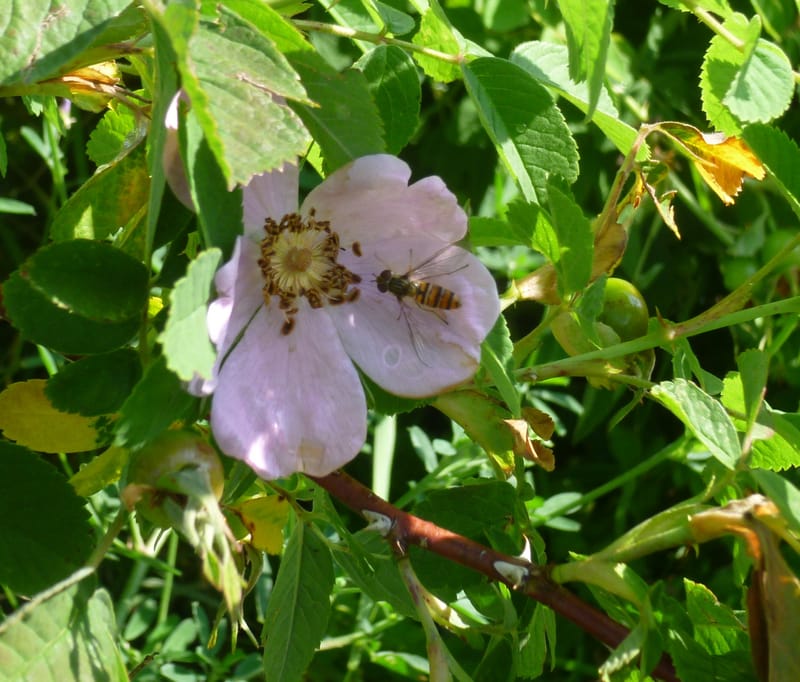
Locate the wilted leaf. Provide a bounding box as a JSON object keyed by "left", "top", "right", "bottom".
{"left": 657, "top": 121, "right": 765, "bottom": 205}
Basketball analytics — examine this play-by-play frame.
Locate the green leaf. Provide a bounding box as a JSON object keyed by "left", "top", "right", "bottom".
{"left": 700, "top": 13, "right": 762, "bottom": 134}
{"left": 506, "top": 198, "right": 554, "bottom": 249}
{"left": 3, "top": 241, "right": 148, "bottom": 355}
{"left": 547, "top": 180, "right": 593, "bottom": 298}
{"left": 356, "top": 45, "right": 421, "bottom": 155}
{"left": 114, "top": 356, "right": 197, "bottom": 450}
{"left": 721, "top": 372, "right": 800, "bottom": 471}
{"left": 374, "top": 1, "right": 415, "bottom": 35}
{"left": 50, "top": 143, "right": 150, "bottom": 241}
{"left": 145, "top": 5, "right": 181, "bottom": 262}
{"left": 684, "top": 579, "right": 750, "bottom": 654}
{"left": 0, "top": 443, "right": 92, "bottom": 595}
{"left": 46, "top": 349, "right": 143, "bottom": 416}
{"left": 518, "top": 604, "right": 556, "bottom": 678}
{"left": 555, "top": 0, "right": 615, "bottom": 118}
{"left": 263, "top": 522, "right": 334, "bottom": 682}
{"left": 289, "top": 63, "right": 385, "bottom": 172}
{"left": 2, "top": 273, "right": 140, "bottom": 356}
{"left": 722, "top": 39, "right": 793, "bottom": 124}
{"left": 86, "top": 103, "right": 140, "bottom": 166}
{"left": 159, "top": 249, "right": 222, "bottom": 382}
{"left": 410, "top": 480, "right": 521, "bottom": 600}
{"left": 182, "top": 108, "right": 244, "bottom": 258}
{"left": 412, "top": 8, "right": 462, "bottom": 83}
{"left": 468, "top": 216, "right": 523, "bottom": 247}
{"left": 0, "top": 0, "right": 132, "bottom": 86}
{"left": 749, "top": 411, "right": 800, "bottom": 471}
{"left": 736, "top": 348, "right": 768, "bottom": 426}
{"left": 158, "top": 1, "right": 311, "bottom": 189}
{"left": 462, "top": 57, "right": 579, "bottom": 204}
{"left": 0, "top": 199, "right": 35, "bottom": 215}
{"left": 332, "top": 530, "right": 417, "bottom": 619}
{"left": 650, "top": 379, "right": 740, "bottom": 470}
{"left": 69, "top": 445, "right": 128, "bottom": 498}
{"left": 480, "top": 316, "right": 520, "bottom": 417}
{"left": 510, "top": 41, "right": 643, "bottom": 158}
{"left": 24, "top": 240, "right": 148, "bottom": 321}
{"left": 752, "top": 469, "right": 800, "bottom": 539}
{"left": 742, "top": 124, "right": 800, "bottom": 219}
{"left": 0, "top": 576, "right": 127, "bottom": 682}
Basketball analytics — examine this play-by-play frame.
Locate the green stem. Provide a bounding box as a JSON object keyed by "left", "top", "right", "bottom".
{"left": 520, "top": 296, "right": 800, "bottom": 383}
{"left": 531, "top": 439, "right": 686, "bottom": 527}
{"left": 85, "top": 508, "right": 128, "bottom": 570}
{"left": 293, "top": 19, "right": 463, "bottom": 63}
{"left": 157, "top": 531, "right": 180, "bottom": 626}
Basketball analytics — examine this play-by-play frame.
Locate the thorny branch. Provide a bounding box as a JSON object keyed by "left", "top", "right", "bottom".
{"left": 310, "top": 470, "right": 678, "bottom": 682}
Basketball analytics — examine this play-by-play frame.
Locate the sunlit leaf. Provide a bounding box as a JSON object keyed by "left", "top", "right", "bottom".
{"left": 0, "top": 380, "right": 102, "bottom": 454}
{"left": 159, "top": 249, "right": 222, "bottom": 382}
{"left": 230, "top": 495, "right": 291, "bottom": 554}
{"left": 69, "top": 445, "right": 129, "bottom": 497}
{"left": 650, "top": 379, "right": 740, "bottom": 470}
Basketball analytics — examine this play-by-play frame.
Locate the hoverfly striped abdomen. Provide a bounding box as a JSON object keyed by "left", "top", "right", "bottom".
{"left": 413, "top": 280, "right": 461, "bottom": 310}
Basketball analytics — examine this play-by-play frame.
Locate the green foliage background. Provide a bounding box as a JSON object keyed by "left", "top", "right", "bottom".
{"left": 2, "top": 0, "right": 800, "bottom": 681}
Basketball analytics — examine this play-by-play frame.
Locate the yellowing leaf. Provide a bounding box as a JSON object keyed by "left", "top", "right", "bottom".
{"left": 230, "top": 496, "right": 291, "bottom": 554}
{"left": 0, "top": 380, "right": 101, "bottom": 453}
{"left": 42, "top": 61, "right": 122, "bottom": 112}
{"left": 658, "top": 121, "right": 766, "bottom": 205}
{"left": 503, "top": 418, "right": 556, "bottom": 471}
{"left": 70, "top": 445, "right": 129, "bottom": 497}
{"left": 522, "top": 406, "right": 555, "bottom": 440}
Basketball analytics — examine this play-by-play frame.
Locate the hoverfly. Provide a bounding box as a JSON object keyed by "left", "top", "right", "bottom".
{"left": 374, "top": 246, "right": 468, "bottom": 362}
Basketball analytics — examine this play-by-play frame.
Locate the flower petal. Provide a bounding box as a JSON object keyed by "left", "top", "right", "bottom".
{"left": 242, "top": 164, "right": 299, "bottom": 236}
{"left": 331, "top": 237, "right": 500, "bottom": 397}
{"left": 162, "top": 92, "right": 193, "bottom": 209}
{"left": 302, "top": 154, "right": 467, "bottom": 246}
{"left": 210, "top": 303, "right": 367, "bottom": 479}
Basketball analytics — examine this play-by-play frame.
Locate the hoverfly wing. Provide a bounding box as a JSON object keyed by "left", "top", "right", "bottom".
{"left": 403, "top": 244, "right": 469, "bottom": 282}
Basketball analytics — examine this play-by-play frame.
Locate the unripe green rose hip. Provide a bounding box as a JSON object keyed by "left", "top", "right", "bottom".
{"left": 597, "top": 278, "right": 649, "bottom": 341}
{"left": 128, "top": 430, "right": 224, "bottom": 528}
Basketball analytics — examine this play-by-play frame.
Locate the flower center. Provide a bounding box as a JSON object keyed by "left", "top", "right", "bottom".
{"left": 258, "top": 211, "right": 361, "bottom": 335}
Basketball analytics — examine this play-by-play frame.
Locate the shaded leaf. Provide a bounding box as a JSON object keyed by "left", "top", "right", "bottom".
{"left": 46, "top": 349, "right": 142, "bottom": 417}
{"left": 0, "top": 443, "right": 93, "bottom": 595}
{"left": 743, "top": 124, "right": 800, "bottom": 219}
{"left": 114, "top": 357, "right": 197, "bottom": 450}
{"left": 263, "top": 522, "right": 334, "bottom": 682}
